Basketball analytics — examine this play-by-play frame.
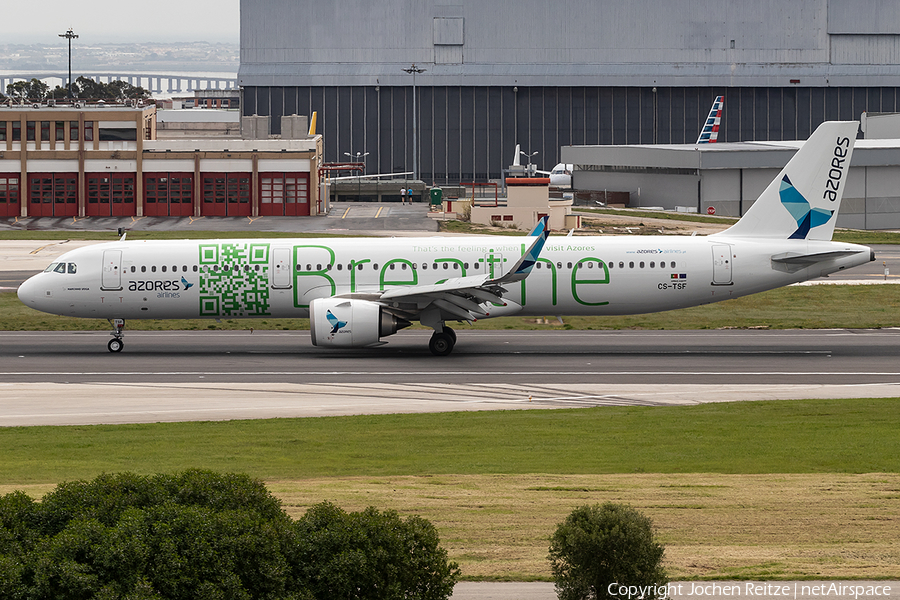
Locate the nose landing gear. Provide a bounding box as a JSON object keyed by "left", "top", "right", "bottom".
{"left": 107, "top": 318, "right": 125, "bottom": 352}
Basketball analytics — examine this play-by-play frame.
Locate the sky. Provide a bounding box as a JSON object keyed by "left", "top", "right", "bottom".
{"left": 1, "top": 0, "right": 240, "bottom": 44}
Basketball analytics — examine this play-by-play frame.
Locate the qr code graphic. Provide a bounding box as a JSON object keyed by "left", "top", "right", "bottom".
{"left": 198, "top": 242, "right": 271, "bottom": 316}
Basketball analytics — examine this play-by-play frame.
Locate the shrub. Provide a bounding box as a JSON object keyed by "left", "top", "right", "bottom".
{"left": 0, "top": 471, "right": 458, "bottom": 600}
{"left": 293, "top": 501, "right": 459, "bottom": 600}
{"left": 549, "top": 503, "right": 667, "bottom": 600}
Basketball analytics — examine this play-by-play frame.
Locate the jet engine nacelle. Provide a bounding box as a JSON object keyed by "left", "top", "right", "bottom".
{"left": 310, "top": 298, "right": 410, "bottom": 348}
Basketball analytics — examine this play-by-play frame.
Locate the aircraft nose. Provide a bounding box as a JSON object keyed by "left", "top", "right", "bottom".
{"left": 17, "top": 274, "right": 47, "bottom": 309}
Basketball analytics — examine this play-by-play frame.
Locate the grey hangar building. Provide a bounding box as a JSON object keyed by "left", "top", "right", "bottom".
{"left": 239, "top": 0, "right": 900, "bottom": 227}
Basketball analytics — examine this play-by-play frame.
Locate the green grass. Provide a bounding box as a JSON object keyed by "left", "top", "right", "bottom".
{"left": 1, "top": 399, "right": 899, "bottom": 484}
{"left": 3, "top": 284, "right": 898, "bottom": 331}
{"left": 576, "top": 207, "right": 739, "bottom": 225}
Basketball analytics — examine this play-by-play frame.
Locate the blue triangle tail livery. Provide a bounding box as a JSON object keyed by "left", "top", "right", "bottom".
{"left": 18, "top": 122, "right": 874, "bottom": 356}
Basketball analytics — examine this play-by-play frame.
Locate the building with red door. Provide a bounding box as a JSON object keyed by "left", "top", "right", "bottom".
{"left": 0, "top": 102, "right": 322, "bottom": 218}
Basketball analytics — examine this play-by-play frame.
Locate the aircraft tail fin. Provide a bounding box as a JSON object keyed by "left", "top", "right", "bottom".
{"left": 696, "top": 96, "right": 724, "bottom": 144}
{"left": 716, "top": 121, "right": 859, "bottom": 241}
{"left": 308, "top": 111, "right": 317, "bottom": 136}
{"left": 512, "top": 143, "right": 521, "bottom": 167}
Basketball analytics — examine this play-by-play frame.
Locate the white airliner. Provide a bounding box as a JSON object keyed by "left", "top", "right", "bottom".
{"left": 18, "top": 121, "right": 873, "bottom": 356}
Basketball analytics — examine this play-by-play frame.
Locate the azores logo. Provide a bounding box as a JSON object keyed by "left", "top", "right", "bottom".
{"left": 780, "top": 175, "right": 834, "bottom": 240}
{"left": 326, "top": 310, "right": 348, "bottom": 334}
{"left": 181, "top": 276, "right": 194, "bottom": 290}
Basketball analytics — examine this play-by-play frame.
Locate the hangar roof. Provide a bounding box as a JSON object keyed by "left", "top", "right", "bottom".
{"left": 561, "top": 139, "right": 900, "bottom": 171}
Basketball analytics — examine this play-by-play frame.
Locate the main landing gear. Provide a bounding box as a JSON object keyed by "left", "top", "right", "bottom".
{"left": 428, "top": 326, "right": 456, "bottom": 356}
{"left": 107, "top": 318, "right": 125, "bottom": 353}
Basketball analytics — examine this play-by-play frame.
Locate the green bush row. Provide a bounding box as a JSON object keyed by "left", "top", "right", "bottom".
{"left": 0, "top": 470, "right": 459, "bottom": 600}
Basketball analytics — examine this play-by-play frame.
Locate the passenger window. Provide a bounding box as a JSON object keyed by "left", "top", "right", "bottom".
{"left": 326, "top": 264, "right": 332, "bottom": 270}
{"left": 422, "top": 264, "right": 427, "bottom": 270}
{"left": 401, "top": 264, "right": 407, "bottom": 270}
{"left": 629, "top": 261, "right": 634, "bottom": 268}
{"left": 453, "top": 263, "right": 458, "bottom": 270}
{"left": 152, "top": 266, "right": 157, "bottom": 273}
{"left": 130, "top": 266, "right": 136, "bottom": 273}
{"left": 316, "top": 264, "right": 321, "bottom": 270}
{"left": 464, "top": 262, "right": 469, "bottom": 269}
{"left": 443, "top": 263, "right": 449, "bottom": 270}
{"left": 373, "top": 264, "right": 378, "bottom": 270}
{"left": 173, "top": 265, "right": 177, "bottom": 272}
{"left": 54, "top": 263, "right": 67, "bottom": 273}
{"left": 556, "top": 262, "right": 562, "bottom": 269}
{"left": 193, "top": 265, "right": 198, "bottom": 272}
{"left": 183, "top": 265, "right": 188, "bottom": 272}
{"left": 390, "top": 264, "right": 395, "bottom": 270}
{"left": 650, "top": 261, "right": 655, "bottom": 268}
{"left": 337, "top": 264, "right": 343, "bottom": 271}
{"left": 432, "top": 263, "right": 438, "bottom": 269}
{"left": 162, "top": 266, "right": 167, "bottom": 272}
{"left": 619, "top": 262, "right": 625, "bottom": 268}
{"left": 306, "top": 264, "right": 311, "bottom": 270}
{"left": 640, "top": 262, "right": 645, "bottom": 268}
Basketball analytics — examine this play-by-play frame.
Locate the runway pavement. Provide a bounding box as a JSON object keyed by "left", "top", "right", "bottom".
{"left": 2, "top": 329, "right": 899, "bottom": 426}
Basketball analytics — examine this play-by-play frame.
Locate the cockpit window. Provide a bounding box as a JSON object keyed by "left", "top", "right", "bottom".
{"left": 44, "top": 262, "right": 59, "bottom": 273}
{"left": 53, "top": 263, "right": 67, "bottom": 274}
{"left": 67, "top": 263, "right": 77, "bottom": 274}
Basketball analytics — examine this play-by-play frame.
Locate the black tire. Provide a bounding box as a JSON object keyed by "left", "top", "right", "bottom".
{"left": 443, "top": 327, "right": 457, "bottom": 344}
{"left": 108, "top": 338, "right": 124, "bottom": 353}
{"left": 429, "top": 332, "right": 454, "bottom": 356}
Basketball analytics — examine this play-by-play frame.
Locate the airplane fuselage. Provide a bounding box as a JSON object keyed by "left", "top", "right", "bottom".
{"left": 18, "top": 234, "right": 873, "bottom": 322}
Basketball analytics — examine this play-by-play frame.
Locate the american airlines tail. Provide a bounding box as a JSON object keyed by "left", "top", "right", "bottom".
{"left": 714, "top": 121, "right": 858, "bottom": 241}
{"left": 696, "top": 96, "right": 724, "bottom": 144}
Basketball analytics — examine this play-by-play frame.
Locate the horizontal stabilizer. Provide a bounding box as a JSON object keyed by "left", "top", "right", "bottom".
{"left": 771, "top": 250, "right": 865, "bottom": 265}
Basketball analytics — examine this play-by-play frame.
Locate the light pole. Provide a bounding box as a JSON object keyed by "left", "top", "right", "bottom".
{"left": 520, "top": 150, "right": 539, "bottom": 177}
{"left": 343, "top": 151, "right": 369, "bottom": 200}
{"left": 402, "top": 63, "right": 426, "bottom": 186}
{"left": 58, "top": 28, "right": 78, "bottom": 99}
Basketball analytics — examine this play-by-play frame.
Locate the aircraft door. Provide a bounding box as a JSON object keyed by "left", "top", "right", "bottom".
{"left": 101, "top": 250, "right": 123, "bottom": 291}
{"left": 711, "top": 244, "right": 733, "bottom": 285}
{"left": 272, "top": 247, "right": 292, "bottom": 289}
{"left": 482, "top": 252, "right": 505, "bottom": 279}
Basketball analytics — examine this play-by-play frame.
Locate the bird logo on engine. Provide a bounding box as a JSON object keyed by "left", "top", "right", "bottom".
{"left": 325, "top": 309, "right": 348, "bottom": 335}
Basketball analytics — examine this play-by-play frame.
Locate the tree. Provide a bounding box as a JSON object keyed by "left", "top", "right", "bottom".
{"left": 549, "top": 503, "right": 668, "bottom": 600}
{"left": 0, "top": 471, "right": 459, "bottom": 600}
{"left": 293, "top": 502, "right": 460, "bottom": 600}
{"left": 74, "top": 77, "right": 149, "bottom": 101}
{"left": 5, "top": 78, "right": 50, "bottom": 101}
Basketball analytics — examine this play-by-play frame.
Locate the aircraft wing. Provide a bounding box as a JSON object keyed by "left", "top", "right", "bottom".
{"left": 377, "top": 217, "right": 550, "bottom": 322}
